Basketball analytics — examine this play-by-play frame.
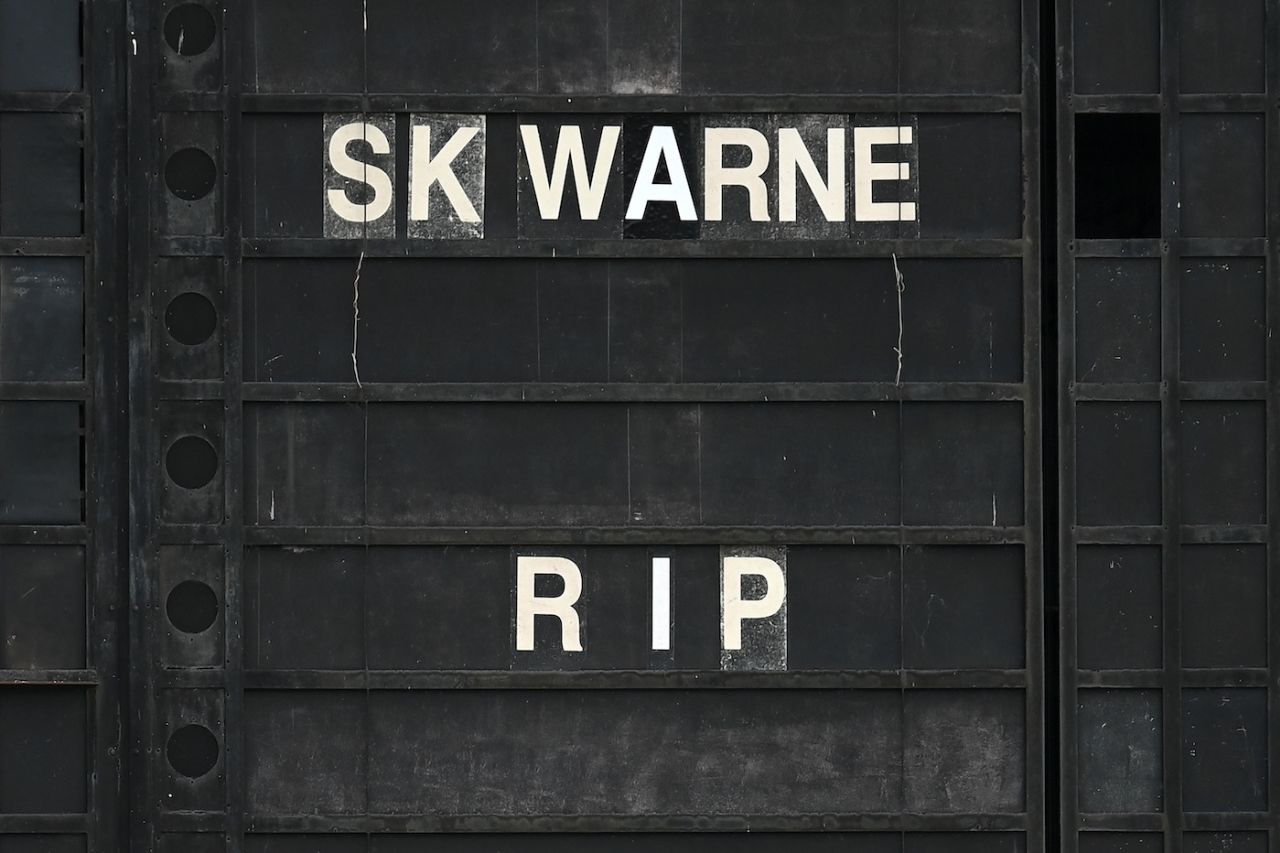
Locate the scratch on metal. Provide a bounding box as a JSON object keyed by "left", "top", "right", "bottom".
{"left": 351, "top": 250, "right": 365, "bottom": 387}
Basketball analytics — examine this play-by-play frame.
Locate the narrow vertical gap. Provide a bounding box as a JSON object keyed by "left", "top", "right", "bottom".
{"left": 79, "top": 402, "right": 88, "bottom": 518}
{"left": 1040, "top": 2, "right": 1062, "bottom": 853}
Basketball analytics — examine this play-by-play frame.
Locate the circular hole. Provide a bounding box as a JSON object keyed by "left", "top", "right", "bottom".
{"left": 166, "top": 724, "right": 219, "bottom": 779}
{"left": 165, "top": 148, "right": 217, "bottom": 201}
{"left": 164, "top": 291, "right": 218, "bottom": 346}
{"left": 165, "top": 436, "right": 218, "bottom": 490}
{"left": 163, "top": 4, "right": 217, "bottom": 56}
{"left": 166, "top": 580, "right": 219, "bottom": 634}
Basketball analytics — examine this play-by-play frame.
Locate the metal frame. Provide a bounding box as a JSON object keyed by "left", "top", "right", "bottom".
{"left": 1024, "top": 3, "right": 1049, "bottom": 851}
{"left": 1058, "top": 0, "right": 1280, "bottom": 850}
{"left": 0, "top": 0, "right": 126, "bottom": 849}
{"left": 129, "top": 0, "right": 1048, "bottom": 849}
{"left": 87, "top": 0, "right": 130, "bottom": 848}
{"left": 125, "top": 0, "right": 156, "bottom": 848}
{"left": 3, "top": 0, "right": 1268, "bottom": 847}
{"left": 35, "top": 0, "right": 1280, "bottom": 848}
{"left": 0, "top": 0, "right": 1079, "bottom": 847}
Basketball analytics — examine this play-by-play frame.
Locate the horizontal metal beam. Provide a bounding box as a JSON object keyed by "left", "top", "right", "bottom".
{"left": 1072, "top": 93, "right": 1269, "bottom": 113}
{"left": 1072, "top": 525, "right": 1268, "bottom": 545}
{"left": 0, "top": 815, "right": 91, "bottom": 832}
{"left": 1079, "top": 812, "right": 1272, "bottom": 832}
{"left": 241, "top": 813, "right": 1031, "bottom": 834}
{"left": 0, "top": 669, "right": 100, "bottom": 685}
{"left": 1076, "top": 668, "right": 1272, "bottom": 688}
{"left": 155, "top": 237, "right": 1030, "bottom": 259}
{"left": 156, "top": 669, "right": 1032, "bottom": 691}
{"left": 0, "top": 526, "right": 89, "bottom": 545}
{"left": 212, "top": 92, "right": 1029, "bottom": 115}
{"left": 1074, "top": 382, "right": 1271, "bottom": 402}
{"left": 0, "top": 381, "right": 91, "bottom": 401}
{"left": 170, "top": 381, "right": 1035, "bottom": 404}
{"left": 0, "top": 92, "right": 88, "bottom": 112}
{"left": 1072, "top": 237, "right": 1267, "bottom": 257}
{"left": 0, "top": 237, "right": 88, "bottom": 256}
{"left": 148, "top": 524, "right": 1035, "bottom": 547}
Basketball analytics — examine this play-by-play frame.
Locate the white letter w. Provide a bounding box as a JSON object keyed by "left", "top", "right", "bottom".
{"left": 520, "top": 124, "right": 621, "bottom": 220}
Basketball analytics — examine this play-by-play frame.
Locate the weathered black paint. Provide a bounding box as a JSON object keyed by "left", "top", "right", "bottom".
{"left": 126, "top": 2, "right": 1040, "bottom": 849}
{"left": 0, "top": 0, "right": 127, "bottom": 851}
{"left": 1058, "top": 1, "right": 1280, "bottom": 852}
{"left": 0, "top": 1, "right": 1275, "bottom": 852}
{"left": 149, "top": 0, "right": 1041, "bottom": 847}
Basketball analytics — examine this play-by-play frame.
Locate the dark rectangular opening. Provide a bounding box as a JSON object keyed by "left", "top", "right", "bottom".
{"left": 1074, "top": 113, "right": 1161, "bottom": 238}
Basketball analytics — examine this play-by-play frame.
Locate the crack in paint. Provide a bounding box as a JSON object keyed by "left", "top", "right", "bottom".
{"left": 891, "top": 253, "right": 905, "bottom": 386}
{"left": 351, "top": 250, "right": 364, "bottom": 387}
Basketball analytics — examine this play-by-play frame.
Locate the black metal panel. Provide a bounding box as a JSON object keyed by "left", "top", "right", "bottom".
{"left": 131, "top": 1, "right": 1045, "bottom": 850}
{"left": 0, "top": 0, "right": 83, "bottom": 93}
{"left": 1, "top": 0, "right": 1267, "bottom": 847}
{"left": 239, "top": 257, "right": 1025, "bottom": 384}
{"left": 1059, "top": 0, "right": 1279, "bottom": 850}
{"left": 0, "top": 258, "right": 85, "bottom": 381}
{"left": 0, "top": 1, "right": 125, "bottom": 851}
{"left": 0, "top": 113, "right": 83, "bottom": 237}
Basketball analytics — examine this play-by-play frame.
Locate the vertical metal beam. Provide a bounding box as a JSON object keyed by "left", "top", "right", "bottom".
{"left": 223, "top": 1, "right": 247, "bottom": 851}
{"left": 1022, "top": 1, "right": 1046, "bottom": 851}
{"left": 1057, "top": 0, "right": 1080, "bottom": 849}
{"left": 1158, "top": 0, "right": 1184, "bottom": 849}
{"left": 1264, "top": 3, "right": 1280, "bottom": 852}
{"left": 86, "top": 0, "right": 129, "bottom": 850}
{"left": 125, "top": 0, "right": 157, "bottom": 849}
{"left": 360, "top": 10, "right": 372, "bottom": 847}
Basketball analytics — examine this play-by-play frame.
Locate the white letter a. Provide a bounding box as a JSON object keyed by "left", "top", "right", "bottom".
{"left": 625, "top": 126, "right": 697, "bottom": 221}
